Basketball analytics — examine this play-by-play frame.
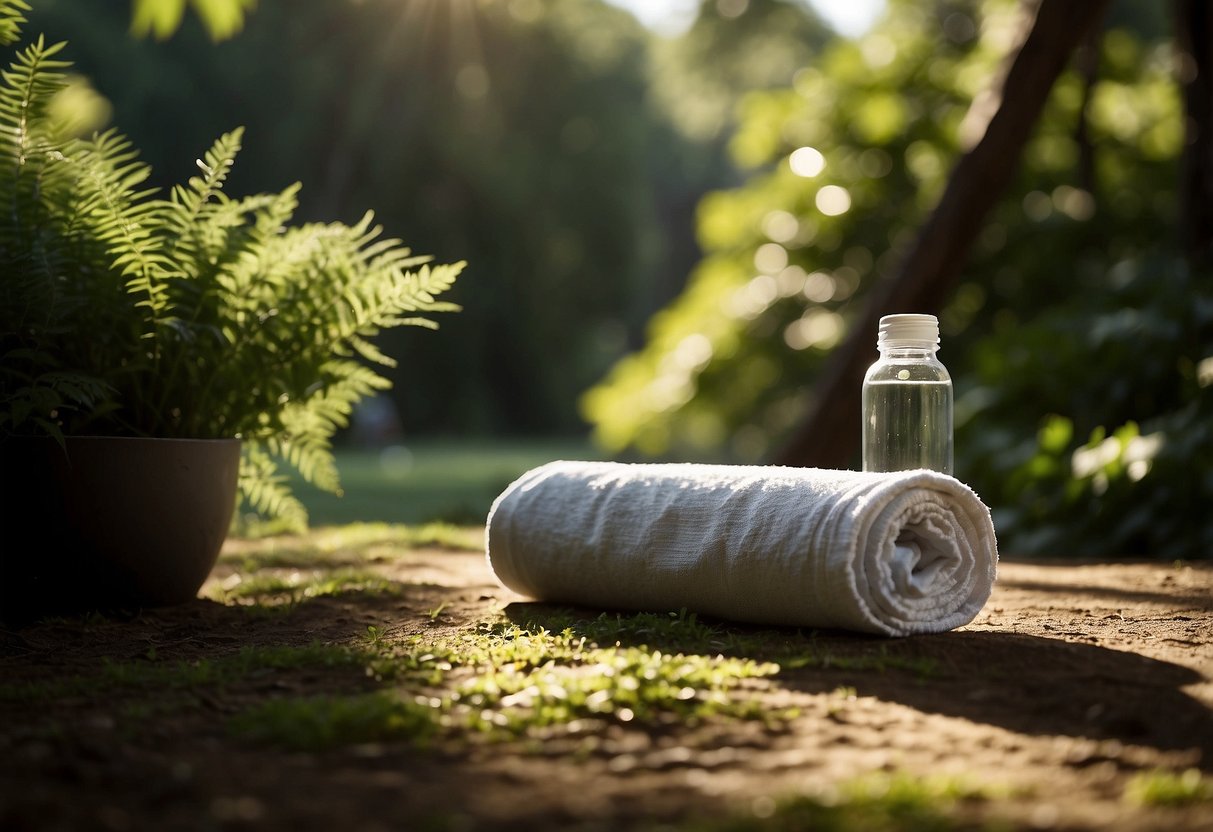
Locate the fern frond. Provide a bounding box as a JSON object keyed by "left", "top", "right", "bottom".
{"left": 165, "top": 128, "right": 243, "bottom": 259}
{"left": 0, "top": 36, "right": 70, "bottom": 150}
{"left": 0, "top": 363, "right": 112, "bottom": 437}
{"left": 347, "top": 335, "right": 396, "bottom": 368}
{"left": 277, "top": 216, "right": 466, "bottom": 353}
{"left": 268, "top": 432, "right": 341, "bottom": 496}
{"left": 238, "top": 442, "right": 309, "bottom": 533}
{"left": 377, "top": 262, "right": 466, "bottom": 328}
{"left": 267, "top": 360, "right": 391, "bottom": 494}
{"left": 0, "top": 36, "right": 70, "bottom": 246}
{"left": 211, "top": 184, "right": 301, "bottom": 313}
{"left": 71, "top": 129, "right": 172, "bottom": 333}
{"left": 0, "top": 1, "right": 30, "bottom": 48}
{"left": 402, "top": 261, "right": 465, "bottom": 303}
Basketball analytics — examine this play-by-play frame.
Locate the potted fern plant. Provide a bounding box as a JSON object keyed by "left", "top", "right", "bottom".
{"left": 0, "top": 3, "right": 464, "bottom": 620}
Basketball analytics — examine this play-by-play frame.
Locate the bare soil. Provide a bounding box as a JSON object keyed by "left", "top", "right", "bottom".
{"left": 1, "top": 543, "right": 1210, "bottom": 832}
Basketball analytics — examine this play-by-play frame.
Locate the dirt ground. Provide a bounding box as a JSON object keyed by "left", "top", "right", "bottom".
{"left": 1, "top": 541, "right": 1210, "bottom": 832}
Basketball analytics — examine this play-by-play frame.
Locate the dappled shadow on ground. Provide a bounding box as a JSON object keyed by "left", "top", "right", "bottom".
{"left": 996, "top": 578, "right": 1213, "bottom": 611}
{"left": 3, "top": 556, "right": 1212, "bottom": 832}
{"left": 993, "top": 557, "right": 1213, "bottom": 612}
{"left": 840, "top": 630, "right": 1211, "bottom": 762}
{"left": 0, "top": 582, "right": 741, "bottom": 832}
{"left": 506, "top": 601, "right": 1213, "bottom": 768}
{"left": 1, "top": 583, "right": 470, "bottom": 668}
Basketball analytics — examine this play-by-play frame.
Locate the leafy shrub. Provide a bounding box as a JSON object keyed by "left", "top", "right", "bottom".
{"left": 0, "top": 1, "right": 463, "bottom": 528}
{"left": 959, "top": 253, "right": 1213, "bottom": 558}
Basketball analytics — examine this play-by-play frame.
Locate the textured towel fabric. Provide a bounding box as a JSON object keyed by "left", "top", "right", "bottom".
{"left": 486, "top": 461, "right": 998, "bottom": 637}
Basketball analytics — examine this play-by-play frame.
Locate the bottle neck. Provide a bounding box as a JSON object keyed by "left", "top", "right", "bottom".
{"left": 877, "top": 344, "right": 938, "bottom": 359}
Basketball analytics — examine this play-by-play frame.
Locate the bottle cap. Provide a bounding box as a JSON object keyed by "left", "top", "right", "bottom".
{"left": 878, "top": 313, "right": 939, "bottom": 349}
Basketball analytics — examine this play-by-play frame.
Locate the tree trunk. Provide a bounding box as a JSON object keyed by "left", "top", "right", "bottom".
{"left": 1176, "top": 0, "right": 1213, "bottom": 267}
{"left": 772, "top": 0, "right": 1110, "bottom": 470}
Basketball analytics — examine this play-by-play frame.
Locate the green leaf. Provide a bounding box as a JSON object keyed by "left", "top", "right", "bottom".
{"left": 130, "top": 0, "right": 187, "bottom": 41}
{"left": 1037, "top": 415, "right": 1073, "bottom": 456}
{"left": 0, "top": 0, "right": 30, "bottom": 48}
{"left": 130, "top": 0, "right": 257, "bottom": 42}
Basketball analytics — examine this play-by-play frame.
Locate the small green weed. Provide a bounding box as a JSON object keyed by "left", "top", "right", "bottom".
{"left": 510, "top": 608, "right": 753, "bottom": 655}
{"left": 1124, "top": 768, "right": 1213, "bottom": 807}
{"left": 692, "top": 773, "right": 1003, "bottom": 832}
{"left": 213, "top": 569, "right": 400, "bottom": 606}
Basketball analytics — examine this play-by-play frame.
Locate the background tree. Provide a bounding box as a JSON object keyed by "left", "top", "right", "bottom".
{"left": 585, "top": 0, "right": 1210, "bottom": 558}
{"left": 645, "top": 0, "right": 835, "bottom": 316}
{"left": 26, "top": 0, "right": 837, "bottom": 439}
{"left": 774, "top": 0, "right": 1111, "bottom": 471}
{"left": 27, "top": 0, "right": 765, "bottom": 435}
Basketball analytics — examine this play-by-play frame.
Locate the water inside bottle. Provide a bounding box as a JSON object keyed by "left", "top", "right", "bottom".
{"left": 862, "top": 379, "right": 953, "bottom": 474}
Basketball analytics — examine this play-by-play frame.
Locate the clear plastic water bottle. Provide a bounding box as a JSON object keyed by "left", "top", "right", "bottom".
{"left": 862, "top": 313, "right": 953, "bottom": 475}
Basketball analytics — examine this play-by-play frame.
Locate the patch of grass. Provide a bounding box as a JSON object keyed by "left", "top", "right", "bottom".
{"left": 397, "top": 522, "right": 486, "bottom": 551}
{"left": 212, "top": 568, "right": 402, "bottom": 606}
{"left": 509, "top": 607, "right": 940, "bottom": 679}
{"left": 221, "top": 522, "right": 483, "bottom": 571}
{"left": 447, "top": 622, "right": 783, "bottom": 733}
{"left": 230, "top": 691, "right": 439, "bottom": 751}
{"left": 689, "top": 773, "right": 1005, "bottom": 832}
{"left": 0, "top": 643, "right": 368, "bottom": 703}
{"left": 781, "top": 643, "right": 940, "bottom": 678}
{"left": 212, "top": 606, "right": 953, "bottom": 752}
{"left": 20, "top": 510, "right": 966, "bottom": 756}
{"left": 277, "top": 438, "right": 603, "bottom": 527}
{"left": 1124, "top": 768, "right": 1213, "bottom": 807}
{"left": 510, "top": 607, "right": 740, "bottom": 655}
{"left": 217, "top": 616, "right": 790, "bottom": 751}
{"left": 33, "top": 610, "right": 117, "bottom": 628}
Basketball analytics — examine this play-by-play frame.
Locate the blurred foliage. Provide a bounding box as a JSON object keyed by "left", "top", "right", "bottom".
{"left": 646, "top": 0, "right": 836, "bottom": 320}
{"left": 26, "top": 0, "right": 844, "bottom": 443}
{"left": 25, "top": 0, "right": 830, "bottom": 438}
{"left": 20, "top": 0, "right": 640, "bottom": 434}
{"left": 584, "top": 0, "right": 1211, "bottom": 557}
{"left": 961, "top": 253, "right": 1212, "bottom": 559}
{"left": 130, "top": 0, "right": 255, "bottom": 41}
{"left": 585, "top": 0, "right": 1032, "bottom": 458}
{"left": 651, "top": 0, "right": 832, "bottom": 146}
{"left": 19, "top": 0, "right": 1209, "bottom": 556}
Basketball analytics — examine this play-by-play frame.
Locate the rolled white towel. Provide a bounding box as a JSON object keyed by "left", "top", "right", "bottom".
{"left": 486, "top": 461, "right": 998, "bottom": 637}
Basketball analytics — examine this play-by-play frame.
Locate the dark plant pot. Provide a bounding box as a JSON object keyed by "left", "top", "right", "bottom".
{"left": 0, "top": 436, "right": 241, "bottom": 624}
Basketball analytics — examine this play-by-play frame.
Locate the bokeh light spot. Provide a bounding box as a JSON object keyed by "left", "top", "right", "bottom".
{"left": 761, "top": 210, "right": 800, "bottom": 243}
{"left": 789, "top": 146, "right": 826, "bottom": 178}
{"left": 754, "top": 243, "right": 788, "bottom": 274}
{"left": 815, "top": 185, "right": 851, "bottom": 216}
